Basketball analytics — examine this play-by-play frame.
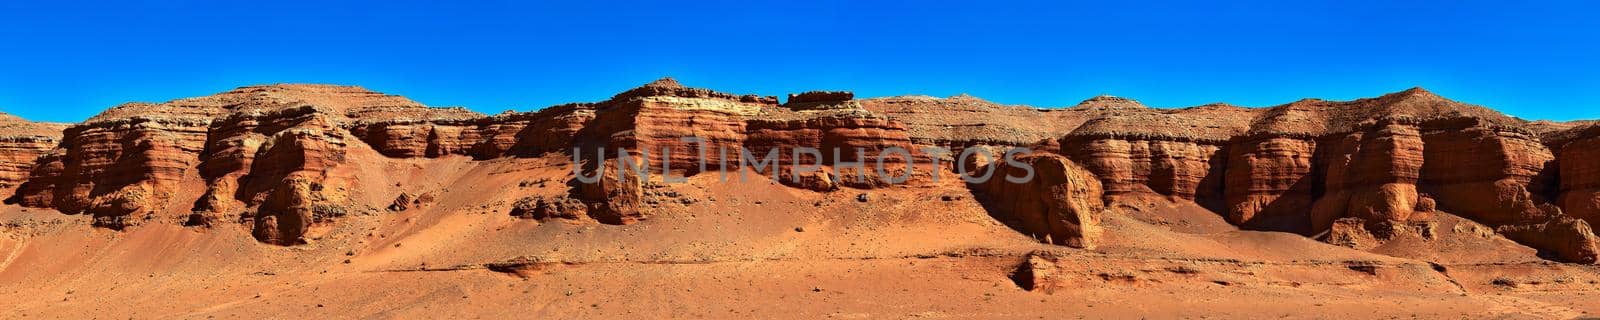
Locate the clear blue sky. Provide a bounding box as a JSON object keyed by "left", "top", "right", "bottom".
{"left": 1, "top": 0, "right": 1596, "bottom": 123}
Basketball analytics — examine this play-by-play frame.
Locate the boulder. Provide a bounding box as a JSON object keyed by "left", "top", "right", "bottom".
{"left": 974, "top": 153, "right": 1105, "bottom": 249}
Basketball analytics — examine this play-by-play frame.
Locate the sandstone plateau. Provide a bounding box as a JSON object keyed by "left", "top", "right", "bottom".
{"left": 3, "top": 79, "right": 1600, "bottom": 318}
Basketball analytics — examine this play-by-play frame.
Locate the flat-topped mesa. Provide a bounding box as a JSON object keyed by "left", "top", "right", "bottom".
{"left": 1050, "top": 96, "right": 1256, "bottom": 212}
{"left": 1067, "top": 106, "right": 1256, "bottom": 143}
{"left": 783, "top": 91, "right": 859, "bottom": 111}
{"left": 787, "top": 91, "right": 853, "bottom": 103}
{"left": 0, "top": 112, "right": 66, "bottom": 189}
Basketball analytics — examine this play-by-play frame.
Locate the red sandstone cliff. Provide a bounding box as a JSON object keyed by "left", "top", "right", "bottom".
{"left": 870, "top": 87, "right": 1599, "bottom": 263}
{"left": 0, "top": 112, "right": 65, "bottom": 190}
{"left": 1, "top": 80, "right": 1598, "bottom": 264}
{"left": 975, "top": 153, "right": 1104, "bottom": 249}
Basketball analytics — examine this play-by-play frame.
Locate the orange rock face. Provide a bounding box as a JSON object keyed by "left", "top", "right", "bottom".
{"left": 1309, "top": 120, "right": 1426, "bottom": 232}
{"left": 0, "top": 137, "right": 58, "bottom": 187}
{"left": 1418, "top": 118, "right": 1556, "bottom": 226}
{"left": 10, "top": 116, "right": 214, "bottom": 229}
{"left": 3, "top": 80, "right": 1600, "bottom": 264}
{"left": 1223, "top": 136, "right": 1318, "bottom": 230}
{"left": 602, "top": 92, "right": 761, "bottom": 175}
{"left": 937, "top": 89, "right": 1597, "bottom": 263}
{"left": 577, "top": 165, "right": 646, "bottom": 225}
{"left": 1058, "top": 98, "right": 1251, "bottom": 213}
{"left": 349, "top": 104, "right": 596, "bottom": 159}
{"left": 1552, "top": 125, "right": 1600, "bottom": 228}
{"left": 1063, "top": 137, "right": 1227, "bottom": 207}
{"left": 1497, "top": 217, "right": 1600, "bottom": 263}
{"left": 9, "top": 85, "right": 482, "bottom": 239}
{"left": 974, "top": 153, "right": 1104, "bottom": 248}
{"left": 195, "top": 107, "right": 353, "bottom": 244}
{"left": 575, "top": 78, "right": 920, "bottom": 186}
{"left": 0, "top": 112, "right": 64, "bottom": 189}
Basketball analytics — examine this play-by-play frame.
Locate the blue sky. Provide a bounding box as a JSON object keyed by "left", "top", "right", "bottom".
{"left": 0, "top": 0, "right": 1596, "bottom": 123}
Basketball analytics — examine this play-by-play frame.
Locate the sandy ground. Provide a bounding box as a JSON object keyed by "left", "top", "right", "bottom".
{"left": 1, "top": 153, "right": 1598, "bottom": 319}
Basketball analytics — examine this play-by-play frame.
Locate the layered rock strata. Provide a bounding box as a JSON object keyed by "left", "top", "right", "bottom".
{"left": 0, "top": 112, "right": 65, "bottom": 189}
{"left": 2, "top": 81, "right": 1600, "bottom": 264}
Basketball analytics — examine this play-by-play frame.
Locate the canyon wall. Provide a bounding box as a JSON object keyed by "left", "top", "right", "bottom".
{"left": 885, "top": 88, "right": 1599, "bottom": 263}
{"left": 1550, "top": 125, "right": 1600, "bottom": 227}
{"left": 1, "top": 80, "right": 1597, "bottom": 264}
{"left": 0, "top": 112, "right": 64, "bottom": 189}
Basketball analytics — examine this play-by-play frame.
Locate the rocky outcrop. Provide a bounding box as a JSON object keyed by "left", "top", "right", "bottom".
{"left": 1064, "top": 137, "right": 1227, "bottom": 206}
{"left": 9, "top": 85, "right": 460, "bottom": 240}
{"left": 1309, "top": 119, "right": 1426, "bottom": 233}
{"left": 0, "top": 136, "right": 59, "bottom": 188}
{"left": 577, "top": 164, "right": 646, "bottom": 225}
{"left": 348, "top": 104, "right": 594, "bottom": 159}
{"left": 510, "top": 195, "right": 587, "bottom": 221}
{"left": 195, "top": 107, "right": 353, "bottom": 244}
{"left": 784, "top": 91, "right": 857, "bottom": 111}
{"left": 1013, "top": 88, "right": 1597, "bottom": 263}
{"left": 1418, "top": 117, "right": 1556, "bottom": 226}
{"left": 0, "top": 112, "right": 65, "bottom": 189}
{"left": 744, "top": 115, "right": 916, "bottom": 169}
{"left": 9, "top": 115, "right": 214, "bottom": 229}
{"left": 597, "top": 79, "right": 768, "bottom": 175}
{"left": 573, "top": 78, "right": 922, "bottom": 186}
{"left": 1550, "top": 125, "right": 1600, "bottom": 227}
{"left": 1220, "top": 100, "right": 1332, "bottom": 231}
{"left": 1497, "top": 217, "right": 1600, "bottom": 263}
{"left": 1223, "top": 135, "right": 1319, "bottom": 231}
{"left": 7, "top": 80, "right": 1600, "bottom": 264}
{"left": 1061, "top": 98, "right": 1253, "bottom": 212}
{"left": 974, "top": 153, "right": 1105, "bottom": 249}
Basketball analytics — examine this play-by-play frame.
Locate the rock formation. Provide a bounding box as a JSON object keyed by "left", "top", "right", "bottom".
{"left": 1, "top": 80, "right": 1598, "bottom": 264}
{"left": 1060, "top": 97, "right": 1250, "bottom": 213}
{"left": 1223, "top": 135, "right": 1318, "bottom": 230}
{"left": 1549, "top": 124, "right": 1600, "bottom": 228}
{"left": 9, "top": 108, "right": 216, "bottom": 229}
{"left": 1309, "top": 118, "right": 1427, "bottom": 234}
{"left": 974, "top": 153, "right": 1105, "bottom": 249}
{"left": 0, "top": 112, "right": 65, "bottom": 189}
{"left": 10, "top": 85, "right": 479, "bottom": 238}
{"left": 1497, "top": 217, "right": 1600, "bottom": 263}
{"left": 877, "top": 87, "right": 1599, "bottom": 263}
{"left": 510, "top": 195, "right": 587, "bottom": 221}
